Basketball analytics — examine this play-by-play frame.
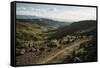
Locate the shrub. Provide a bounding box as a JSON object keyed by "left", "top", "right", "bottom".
{"left": 33, "top": 40, "right": 45, "bottom": 46}
{"left": 48, "top": 39, "right": 60, "bottom": 47}
{"left": 74, "top": 48, "right": 85, "bottom": 56}
{"left": 61, "top": 35, "right": 71, "bottom": 44}
{"left": 16, "top": 39, "right": 25, "bottom": 48}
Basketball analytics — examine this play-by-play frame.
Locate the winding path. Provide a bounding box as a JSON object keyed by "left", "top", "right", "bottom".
{"left": 16, "top": 38, "right": 90, "bottom": 65}
{"left": 38, "top": 38, "right": 90, "bottom": 64}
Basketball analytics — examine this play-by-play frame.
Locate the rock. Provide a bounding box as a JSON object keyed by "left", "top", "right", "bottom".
{"left": 74, "top": 57, "right": 82, "bottom": 62}
{"left": 20, "top": 49, "right": 26, "bottom": 55}
{"left": 31, "top": 48, "right": 36, "bottom": 52}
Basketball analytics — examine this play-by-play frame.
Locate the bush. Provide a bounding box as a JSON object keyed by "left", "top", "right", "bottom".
{"left": 48, "top": 39, "right": 60, "bottom": 47}
{"left": 16, "top": 39, "right": 25, "bottom": 48}
{"left": 74, "top": 48, "right": 85, "bottom": 56}
{"left": 33, "top": 40, "right": 45, "bottom": 46}
{"left": 61, "top": 35, "right": 73, "bottom": 44}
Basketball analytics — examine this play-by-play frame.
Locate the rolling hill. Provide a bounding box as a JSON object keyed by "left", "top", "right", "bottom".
{"left": 16, "top": 15, "right": 70, "bottom": 29}
{"left": 49, "top": 20, "right": 97, "bottom": 39}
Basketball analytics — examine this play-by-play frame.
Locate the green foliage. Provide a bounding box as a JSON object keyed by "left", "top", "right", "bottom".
{"left": 33, "top": 40, "right": 45, "bottom": 46}
{"left": 61, "top": 35, "right": 77, "bottom": 44}
{"left": 75, "top": 48, "right": 85, "bottom": 56}
{"left": 48, "top": 39, "right": 60, "bottom": 47}
{"left": 16, "top": 38, "right": 25, "bottom": 48}
{"left": 62, "top": 36, "right": 69, "bottom": 44}
{"left": 16, "top": 38, "right": 34, "bottom": 48}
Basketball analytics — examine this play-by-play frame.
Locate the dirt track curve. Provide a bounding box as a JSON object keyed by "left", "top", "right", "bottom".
{"left": 16, "top": 38, "right": 90, "bottom": 65}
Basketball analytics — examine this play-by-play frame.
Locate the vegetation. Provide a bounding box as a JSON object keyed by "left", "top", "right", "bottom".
{"left": 47, "top": 39, "right": 60, "bottom": 47}
{"left": 66, "top": 38, "right": 97, "bottom": 63}
{"left": 16, "top": 19, "right": 97, "bottom": 65}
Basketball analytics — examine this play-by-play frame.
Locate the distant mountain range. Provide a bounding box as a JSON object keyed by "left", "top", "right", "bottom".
{"left": 16, "top": 15, "right": 70, "bottom": 29}
{"left": 17, "top": 15, "right": 41, "bottom": 19}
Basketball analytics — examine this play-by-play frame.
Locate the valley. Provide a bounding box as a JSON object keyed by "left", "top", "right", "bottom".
{"left": 15, "top": 17, "right": 97, "bottom": 65}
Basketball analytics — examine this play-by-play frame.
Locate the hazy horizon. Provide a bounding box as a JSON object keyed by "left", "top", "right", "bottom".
{"left": 16, "top": 3, "right": 96, "bottom": 22}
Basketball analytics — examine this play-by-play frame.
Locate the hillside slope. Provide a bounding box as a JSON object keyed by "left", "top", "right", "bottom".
{"left": 49, "top": 20, "right": 97, "bottom": 39}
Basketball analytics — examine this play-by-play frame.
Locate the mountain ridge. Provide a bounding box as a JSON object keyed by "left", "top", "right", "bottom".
{"left": 16, "top": 15, "right": 70, "bottom": 29}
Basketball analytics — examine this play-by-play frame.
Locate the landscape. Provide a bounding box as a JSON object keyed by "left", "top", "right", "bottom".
{"left": 16, "top": 3, "right": 97, "bottom": 65}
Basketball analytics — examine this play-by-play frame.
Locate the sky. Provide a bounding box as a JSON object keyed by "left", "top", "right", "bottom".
{"left": 16, "top": 3, "right": 96, "bottom": 22}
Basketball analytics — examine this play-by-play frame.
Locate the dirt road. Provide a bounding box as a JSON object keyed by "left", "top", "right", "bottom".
{"left": 16, "top": 38, "right": 90, "bottom": 65}
{"left": 38, "top": 39, "right": 90, "bottom": 64}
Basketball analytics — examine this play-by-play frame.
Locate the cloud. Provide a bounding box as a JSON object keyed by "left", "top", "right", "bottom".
{"left": 16, "top": 3, "right": 96, "bottom": 22}
{"left": 17, "top": 7, "right": 27, "bottom": 11}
